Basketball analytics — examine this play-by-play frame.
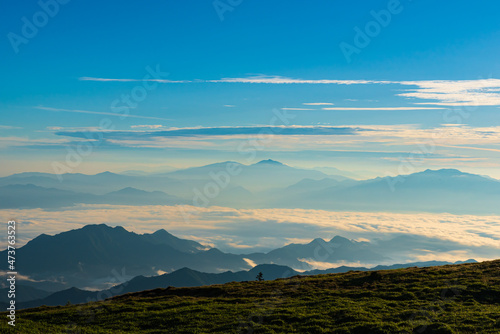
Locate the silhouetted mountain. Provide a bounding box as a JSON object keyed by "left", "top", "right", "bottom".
{"left": 0, "top": 224, "right": 251, "bottom": 289}
{"left": 141, "top": 229, "right": 209, "bottom": 253}
{"left": 10, "top": 260, "right": 477, "bottom": 310}
{"left": 112, "top": 264, "right": 298, "bottom": 296}
{"left": 0, "top": 285, "right": 51, "bottom": 303}
{"left": 15, "top": 287, "right": 96, "bottom": 309}
{"left": 304, "top": 259, "right": 478, "bottom": 275}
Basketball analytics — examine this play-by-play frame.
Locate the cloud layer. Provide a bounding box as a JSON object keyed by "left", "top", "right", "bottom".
{"left": 2, "top": 205, "right": 499, "bottom": 264}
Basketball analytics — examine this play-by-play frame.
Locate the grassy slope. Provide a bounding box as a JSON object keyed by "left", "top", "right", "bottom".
{"left": 2, "top": 260, "right": 499, "bottom": 333}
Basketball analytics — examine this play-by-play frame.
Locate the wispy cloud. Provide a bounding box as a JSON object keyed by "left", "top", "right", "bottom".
{"left": 210, "top": 76, "right": 500, "bottom": 106}
{"left": 303, "top": 102, "right": 334, "bottom": 106}
{"left": 55, "top": 125, "right": 364, "bottom": 139}
{"left": 49, "top": 124, "right": 500, "bottom": 155}
{"left": 79, "top": 77, "right": 189, "bottom": 83}
{"left": 0, "top": 136, "right": 71, "bottom": 149}
{"left": 130, "top": 124, "right": 164, "bottom": 129}
{"left": 77, "top": 75, "right": 500, "bottom": 106}
{"left": 322, "top": 107, "right": 444, "bottom": 110}
{"left": 397, "top": 79, "right": 500, "bottom": 106}
{"left": 36, "top": 106, "right": 171, "bottom": 121}
{"left": 437, "top": 144, "right": 500, "bottom": 153}
{"left": 281, "top": 107, "right": 315, "bottom": 111}
{"left": 207, "top": 75, "right": 386, "bottom": 85}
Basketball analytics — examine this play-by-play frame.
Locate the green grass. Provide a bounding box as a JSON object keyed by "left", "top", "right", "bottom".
{"left": 2, "top": 260, "right": 499, "bottom": 333}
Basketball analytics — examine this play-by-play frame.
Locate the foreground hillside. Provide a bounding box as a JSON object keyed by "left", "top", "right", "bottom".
{"left": 2, "top": 260, "right": 499, "bottom": 333}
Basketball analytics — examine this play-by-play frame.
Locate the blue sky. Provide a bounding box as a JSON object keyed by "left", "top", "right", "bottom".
{"left": 1, "top": 0, "right": 500, "bottom": 177}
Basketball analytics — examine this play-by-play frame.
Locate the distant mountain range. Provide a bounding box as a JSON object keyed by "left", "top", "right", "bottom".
{"left": 0, "top": 184, "right": 186, "bottom": 209}
{"left": 283, "top": 168, "right": 500, "bottom": 214}
{"left": 1, "top": 161, "right": 499, "bottom": 214}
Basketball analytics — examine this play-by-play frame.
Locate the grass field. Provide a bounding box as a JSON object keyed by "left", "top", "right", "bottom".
{"left": 2, "top": 259, "right": 499, "bottom": 333}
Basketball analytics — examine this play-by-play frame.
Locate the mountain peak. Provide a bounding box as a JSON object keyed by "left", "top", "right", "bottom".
{"left": 309, "top": 237, "right": 326, "bottom": 244}
{"left": 255, "top": 159, "right": 284, "bottom": 166}
{"left": 329, "top": 236, "right": 351, "bottom": 244}
{"left": 95, "top": 171, "right": 118, "bottom": 176}
{"left": 417, "top": 168, "right": 467, "bottom": 177}
{"left": 151, "top": 229, "right": 174, "bottom": 237}
{"left": 109, "top": 187, "right": 146, "bottom": 195}
{"left": 81, "top": 224, "right": 126, "bottom": 233}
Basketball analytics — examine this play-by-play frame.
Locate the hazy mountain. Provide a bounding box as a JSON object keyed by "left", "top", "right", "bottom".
{"left": 286, "top": 177, "right": 341, "bottom": 192}
{"left": 165, "top": 160, "right": 332, "bottom": 192}
{"left": 283, "top": 177, "right": 356, "bottom": 195}
{"left": 311, "top": 166, "right": 361, "bottom": 179}
{"left": 0, "top": 184, "right": 185, "bottom": 209}
{"left": 0, "top": 171, "right": 186, "bottom": 195}
{"left": 3, "top": 165, "right": 499, "bottom": 214}
{"left": 163, "top": 161, "right": 245, "bottom": 180}
{"left": 274, "top": 168, "right": 500, "bottom": 215}
{"left": 0, "top": 184, "right": 94, "bottom": 209}
{"left": 99, "top": 187, "right": 185, "bottom": 205}
{"left": 247, "top": 236, "right": 388, "bottom": 269}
